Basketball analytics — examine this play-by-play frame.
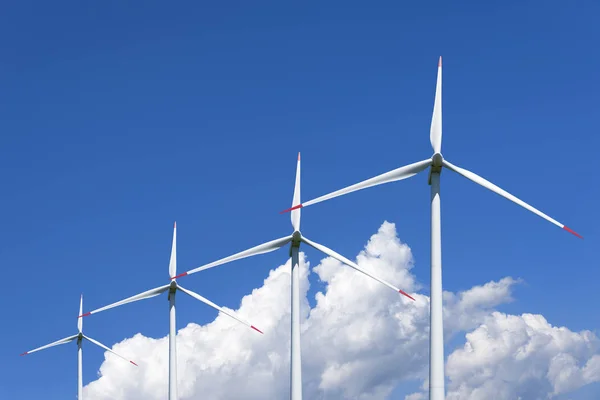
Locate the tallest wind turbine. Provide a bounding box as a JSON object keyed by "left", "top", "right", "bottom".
{"left": 281, "top": 57, "right": 582, "bottom": 400}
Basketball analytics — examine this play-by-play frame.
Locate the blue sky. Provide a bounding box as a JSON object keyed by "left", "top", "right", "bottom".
{"left": 1, "top": 1, "right": 598, "bottom": 399}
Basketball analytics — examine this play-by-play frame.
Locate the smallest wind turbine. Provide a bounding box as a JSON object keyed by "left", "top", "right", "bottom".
{"left": 20, "top": 294, "right": 137, "bottom": 400}
{"left": 79, "top": 223, "right": 262, "bottom": 400}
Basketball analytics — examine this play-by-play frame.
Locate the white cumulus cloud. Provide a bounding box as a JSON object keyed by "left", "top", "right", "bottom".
{"left": 83, "top": 221, "right": 599, "bottom": 400}
{"left": 440, "top": 312, "right": 600, "bottom": 400}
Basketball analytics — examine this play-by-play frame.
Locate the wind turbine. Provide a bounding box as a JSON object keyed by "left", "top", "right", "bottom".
{"left": 280, "top": 57, "right": 582, "bottom": 400}
{"left": 20, "top": 294, "right": 137, "bottom": 400}
{"left": 171, "top": 153, "right": 415, "bottom": 400}
{"left": 79, "top": 223, "right": 263, "bottom": 400}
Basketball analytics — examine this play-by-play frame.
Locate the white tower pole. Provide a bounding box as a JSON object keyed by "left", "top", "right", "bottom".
{"left": 77, "top": 294, "right": 84, "bottom": 400}
{"left": 77, "top": 337, "right": 83, "bottom": 400}
{"left": 169, "top": 288, "right": 177, "bottom": 400}
{"left": 168, "top": 221, "right": 178, "bottom": 400}
{"left": 429, "top": 171, "right": 444, "bottom": 400}
{"left": 290, "top": 244, "right": 302, "bottom": 400}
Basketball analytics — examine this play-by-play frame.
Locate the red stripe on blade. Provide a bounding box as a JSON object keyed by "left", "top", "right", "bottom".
{"left": 399, "top": 290, "right": 416, "bottom": 301}
{"left": 130, "top": 361, "right": 138, "bottom": 366}
{"left": 171, "top": 272, "right": 188, "bottom": 280}
{"left": 563, "top": 226, "right": 583, "bottom": 239}
{"left": 79, "top": 312, "right": 91, "bottom": 318}
{"left": 251, "top": 326, "right": 263, "bottom": 334}
{"left": 20, "top": 352, "right": 28, "bottom": 356}
{"left": 280, "top": 204, "right": 302, "bottom": 214}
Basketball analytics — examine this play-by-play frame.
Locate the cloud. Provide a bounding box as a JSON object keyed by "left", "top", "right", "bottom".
{"left": 83, "top": 221, "right": 599, "bottom": 400}
{"left": 443, "top": 276, "right": 520, "bottom": 336}
{"left": 440, "top": 312, "right": 600, "bottom": 400}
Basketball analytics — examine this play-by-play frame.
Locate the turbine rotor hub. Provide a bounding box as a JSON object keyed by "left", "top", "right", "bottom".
{"left": 432, "top": 152, "right": 444, "bottom": 168}
{"left": 429, "top": 153, "right": 443, "bottom": 185}
{"left": 292, "top": 230, "right": 302, "bottom": 247}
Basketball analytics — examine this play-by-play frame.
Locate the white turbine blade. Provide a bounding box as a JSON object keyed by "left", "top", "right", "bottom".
{"left": 281, "top": 159, "right": 432, "bottom": 213}
{"left": 79, "top": 284, "right": 171, "bottom": 317}
{"left": 177, "top": 285, "right": 263, "bottom": 334}
{"left": 442, "top": 159, "right": 582, "bottom": 238}
{"left": 172, "top": 235, "right": 293, "bottom": 279}
{"left": 169, "top": 222, "right": 177, "bottom": 278}
{"left": 78, "top": 294, "right": 83, "bottom": 332}
{"left": 20, "top": 334, "right": 78, "bottom": 356}
{"left": 301, "top": 236, "right": 415, "bottom": 301}
{"left": 84, "top": 335, "right": 138, "bottom": 366}
{"left": 430, "top": 56, "right": 442, "bottom": 153}
{"left": 291, "top": 152, "right": 301, "bottom": 231}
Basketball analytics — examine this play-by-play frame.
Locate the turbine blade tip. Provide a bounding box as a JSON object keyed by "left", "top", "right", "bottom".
{"left": 171, "top": 272, "right": 188, "bottom": 280}
{"left": 563, "top": 225, "right": 583, "bottom": 239}
{"left": 438, "top": 56, "right": 442, "bottom": 67}
{"left": 298, "top": 152, "right": 301, "bottom": 161}
{"left": 130, "top": 360, "right": 138, "bottom": 366}
{"left": 399, "top": 290, "right": 416, "bottom": 301}
{"left": 79, "top": 312, "right": 91, "bottom": 318}
{"left": 280, "top": 204, "right": 302, "bottom": 214}
{"left": 20, "top": 352, "right": 28, "bottom": 356}
{"left": 174, "top": 221, "right": 176, "bottom": 228}
{"left": 251, "top": 325, "right": 263, "bottom": 334}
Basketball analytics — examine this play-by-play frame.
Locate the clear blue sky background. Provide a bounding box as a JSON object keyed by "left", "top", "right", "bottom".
{"left": 1, "top": 1, "right": 597, "bottom": 399}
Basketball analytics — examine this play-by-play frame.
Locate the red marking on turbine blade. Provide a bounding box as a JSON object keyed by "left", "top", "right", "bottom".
{"left": 174, "top": 221, "right": 176, "bottom": 228}
{"left": 251, "top": 326, "right": 263, "bottom": 334}
{"left": 298, "top": 152, "right": 301, "bottom": 161}
{"left": 20, "top": 352, "right": 28, "bottom": 356}
{"left": 171, "top": 272, "right": 188, "bottom": 280}
{"left": 130, "top": 361, "right": 138, "bottom": 366}
{"left": 399, "top": 290, "right": 416, "bottom": 301}
{"left": 563, "top": 226, "right": 583, "bottom": 239}
{"left": 438, "top": 56, "right": 442, "bottom": 67}
{"left": 79, "top": 312, "right": 91, "bottom": 318}
{"left": 280, "top": 204, "right": 302, "bottom": 214}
